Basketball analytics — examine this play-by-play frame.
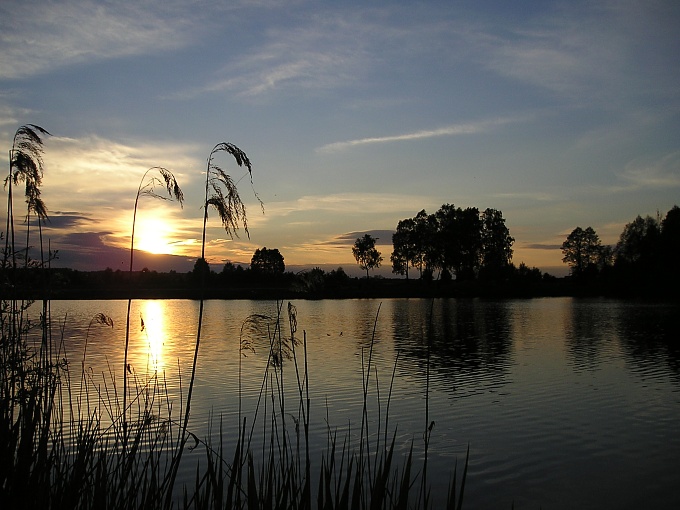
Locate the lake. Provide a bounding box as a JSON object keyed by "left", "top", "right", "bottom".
{"left": 41, "top": 297, "right": 680, "bottom": 509}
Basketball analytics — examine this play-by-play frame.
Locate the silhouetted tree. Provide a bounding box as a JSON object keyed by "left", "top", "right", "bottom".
{"left": 296, "top": 267, "right": 325, "bottom": 293}
{"left": 250, "top": 247, "right": 285, "bottom": 275}
{"left": 448, "top": 205, "right": 482, "bottom": 280}
{"left": 561, "top": 226, "right": 602, "bottom": 278}
{"left": 413, "top": 209, "right": 439, "bottom": 277}
{"left": 480, "top": 208, "right": 514, "bottom": 281}
{"left": 326, "top": 266, "right": 350, "bottom": 286}
{"left": 192, "top": 257, "right": 211, "bottom": 282}
{"left": 391, "top": 218, "right": 418, "bottom": 279}
{"left": 432, "top": 204, "right": 482, "bottom": 280}
{"left": 352, "top": 234, "right": 382, "bottom": 278}
{"left": 615, "top": 215, "right": 660, "bottom": 272}
{"left": 433, "top": 204, "right": 458, "bottom": 277}
{"left": 220, "top": 261, "right": 246, "bottom": 284}
{"left": 660, "top": 205, "right": 680, "bottom": 284}
{"left": 222, "top": 261, "right": 238, "bottom": 273}
{"left": 514, "top": 262, "right": 543, "bottom": 282}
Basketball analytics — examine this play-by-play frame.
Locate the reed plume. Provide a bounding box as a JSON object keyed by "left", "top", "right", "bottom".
{"left": 3, "top": 124, "right": 51, "bottom": 274}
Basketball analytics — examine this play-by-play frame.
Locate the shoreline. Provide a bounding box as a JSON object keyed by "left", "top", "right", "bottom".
{"left": 26, "top": 279, "right": 674, "bottom": 301}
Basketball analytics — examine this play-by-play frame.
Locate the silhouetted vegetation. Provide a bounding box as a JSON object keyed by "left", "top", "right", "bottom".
{"left": 390, "top": 205, "right": 514, "bottom": 283}
{"left": 352, "top": 233, "right": 383, "bottom": 278}
{"left": 559, "top": 205, "right": 680, "bottom": 297}
{"left": 561, "top": 226, "right": 608, "bottom": 279}
{"left": 15, "top": 261, "right": 561, "bottom": 300}
{"left": 250, "top": 247, "right": 285, "bottom": 277}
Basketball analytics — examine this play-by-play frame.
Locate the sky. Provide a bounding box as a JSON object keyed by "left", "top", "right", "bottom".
{"left": 1, "top": 0, "right": 679, "bottom": 277}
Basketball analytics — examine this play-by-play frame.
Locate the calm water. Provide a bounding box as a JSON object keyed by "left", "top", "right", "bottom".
{"left": 39, "top": 298, "right": 680, "bottom": 509}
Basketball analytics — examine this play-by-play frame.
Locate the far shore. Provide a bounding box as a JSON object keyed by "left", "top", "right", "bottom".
{"left": 17, "top": 277, "right": 673, "bottom": 301}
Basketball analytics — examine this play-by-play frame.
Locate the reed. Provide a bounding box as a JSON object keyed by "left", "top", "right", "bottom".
{"left": 124, "top": 167, "right": 183, "bottom": 454}
{"left": 164, "top": 141, "right": 264, "bottom": 505}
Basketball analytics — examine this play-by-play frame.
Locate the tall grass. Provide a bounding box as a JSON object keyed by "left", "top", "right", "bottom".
{"left": 1, "top": 127, "right": 467, "bottom": 509}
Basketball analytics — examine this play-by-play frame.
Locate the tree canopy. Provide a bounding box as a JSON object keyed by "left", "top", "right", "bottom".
{"left": 352, "top": 234, "right": 382, "bottom": 278}
{"left": 390, "top": 218, "right": 418, "bottom": 279}
{"left": 391, "top": 205, "right": 514, "bottom": 281}
{"left": 561, "top": 226, "right": 603, "bottom": 278}
{"left": 558, "top": 205, "right": 679, "bottom": 294}
{"left": 251, "top": 247, "right": 285, "bottom": 275}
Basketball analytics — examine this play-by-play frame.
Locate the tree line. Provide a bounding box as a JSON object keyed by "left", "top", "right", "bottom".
{"left": 353, "top": 204, "right": 518, "bottom": 282}
{"left": 561, "top": 205, "right": 680, "bottom": 294}
{"left": 34, "top": 248, "right": 354, "bottom": 298}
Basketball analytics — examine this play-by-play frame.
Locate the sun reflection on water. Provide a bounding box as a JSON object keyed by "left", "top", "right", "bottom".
{"left": 138, "top": 300, "right": 167, "bottom": 371}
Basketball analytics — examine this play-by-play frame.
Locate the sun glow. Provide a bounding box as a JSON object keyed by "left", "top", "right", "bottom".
{"left": 135, "top": 217, "right": 176, "bottom": 255}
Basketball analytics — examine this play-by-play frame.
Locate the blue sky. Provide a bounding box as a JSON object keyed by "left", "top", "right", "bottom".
{"left": 1, "top": 0, "right": 679, "bottom": 276}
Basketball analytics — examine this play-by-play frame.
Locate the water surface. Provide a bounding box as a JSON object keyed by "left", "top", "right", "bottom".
{"left": 43, "top": 297, "right": 680, "bottom": 509}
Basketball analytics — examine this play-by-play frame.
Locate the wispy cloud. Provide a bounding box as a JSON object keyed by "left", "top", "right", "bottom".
{"left": 42, "top": 135, "right": 198, "bottom": 200}
{"left": 27, "top": 135, "right": 205, "bottom": 254}
{"left": 42, "top": 211, "right": 93, "bottom": 230}
{"left": 478, "top": 1, "right": 680, "bottom": 106}
{"left": 489, "top": 191, "right": 561, "bottom": 203}
{"left": 613, "top": 151, "right": 680, "bottom": 192}
{"left": 173, "top": 14, "right": 372, "bottom": 100}
{"left": 316, "top": 117, "right": 517, "bottom": 153}
{"left": 334, "top": 230, "right": 395, "bottom": 245}
{"left": 170, "top": 6, "right": 462, "bottom": 101}
{"left": 52, "top": 230, "right": 197, "bottom": 272}
{"left": 0, "top": 1, "right": 195, "bottom": 79}
{"left": 523, "top": 243, "right": 562, "bottom": 251}
{"left": 0, "top": 103, "right": 34, "bottom": 130}
{"left": 265, "top": 192, "right": 436, "bottom": 216}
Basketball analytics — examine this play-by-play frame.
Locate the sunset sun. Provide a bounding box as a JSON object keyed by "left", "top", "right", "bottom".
{"left": 135, "top": 217, "right": 176, "bottom": 255}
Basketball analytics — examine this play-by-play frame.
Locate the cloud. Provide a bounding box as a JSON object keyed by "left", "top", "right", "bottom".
{"left": 523, "top": 243, "right": 562, "bottom": 251}
{"left": 10, "top": 134, "right": 212, "bottom": 266}
{"left": 5, "top": 131, "right": 267, "bottom": 270}
{"left": 42, "top": 211, "right": 93, "bottom": 229}
{"left": 316, "top": 118, "right": 517, "bottom": 153}
{"left": 59, "top": 231, "right": 114, "bottom": 253}
{"left": 265, "top": 192, "right": 436, "bottom": 217}
{"left": 477, "top": 1, "right": 680, "bottom": 106}
{"left": 488, "top": 191, "right": 560, "bottom": 203}
{"left": 171, "top": 6, "right": 464, "bottom": 101}
{"left": 0, "top": 103, "right": 35, "bottom": 130}
{"left": 0, "top": 0, "right": 195, "bottom": 79}
{"left": 331, "top": 230, "right": 394, "bottom": 245}
{"left": 613, "top": 152, "right": 680, "bottom": 192}
{"left": 52, "top": 230, "right": 196, "bottom": 271}
{"left": 41, "top": 135, "right": 198, "bottom": 204}
{"left": 174, "top": 16, "right": 371, "bottom": 100}
{"left": 278, "top": 230, "right": 393, "bottom": 265}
